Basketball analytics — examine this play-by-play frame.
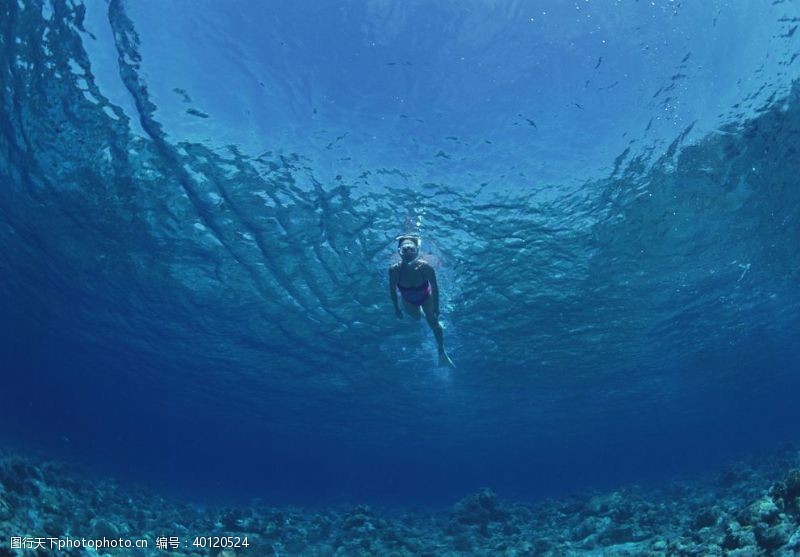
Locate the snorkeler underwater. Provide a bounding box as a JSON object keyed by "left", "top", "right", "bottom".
{"left": 1, "top": 0, "right": 799, "bottom": 555}
{"left": 390, "top": 234, "right": 456, "bottom": 368}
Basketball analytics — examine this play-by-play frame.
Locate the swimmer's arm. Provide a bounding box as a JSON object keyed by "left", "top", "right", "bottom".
{"left": 388, "top": 265, "right": 400, "bottom": 311}
{"left": 425, "top": 264, "right": 440, "bottom": 316}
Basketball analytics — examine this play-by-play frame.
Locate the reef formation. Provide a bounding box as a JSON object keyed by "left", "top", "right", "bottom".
{"left": 1, "top": 447, "right": 799, "bottom": 556}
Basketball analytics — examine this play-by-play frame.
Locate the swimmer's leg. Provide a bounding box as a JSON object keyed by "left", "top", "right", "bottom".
{"left": 421, "top": 298, "right": 455, "bottom": 368}
{"left": 402, "top": 300, "right": 422, "bottom": 321}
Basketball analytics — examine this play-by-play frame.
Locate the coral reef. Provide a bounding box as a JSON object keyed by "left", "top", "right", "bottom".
{"left": 1, "top": 446, "right": 799, "bottom": 556}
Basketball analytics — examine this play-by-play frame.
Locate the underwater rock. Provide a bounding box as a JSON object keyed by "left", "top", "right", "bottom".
{"left": 0, "top": 445, "right": 797, "bottom": 556}
{"left": 571, "top": 515, "right": 611, "bottom": 541}
{"left": 4, "top": 457, "right": 42, "bottom": 482}
{"left": 0, "top": 495, "right": 11, "bottom": 521}
{"left": 651, "top": 538, "right": 668, "bottom": 551}
{"left": 90, "top": 517, "right": 120, "bottom": 539}
{"left": 691, "top": 508, "right": 718, "bottom": 530}
{"left": 220, "top": 507, "right": 247, "bottom": 530}
{"left": 262, "top": 519, "right": 280, "bottom": 539}
{"left": 450, "top": 488, "right": 510, "bottom": 527}
{"left": 503, "top": 540, "right": 535, "bottom": 556}
{"left": 585, "top": 490, "right": 641, "bottom": 522}
{"left": 333, "top": 506, "right": 423, "bottom": 555}
{"left": 501, "top": 521, "right": 520, "bottom": 536}
{"left": 787, "top": 469, "right": 800, "bottom": 499}
{"left": 722, "top": 520, "right": 757, "bottom": 550}
{"left": 743, "top": 495, "right": 780, "bottom": 525}
{"left": 586, "top": 493, "right": 612, "bottom": 516}
{"left": 665, "top": 536, "right": 706, "bottom": 556}
{"left": 342, "top": 504, "right": 378, "bottom": 533}
{"left": 0, "top": 459, "right": 44, "bottom": 506}
{"left": 282, "top": 536, "right": 309, "bottom": 555}
{"left": 39, "top": 462, "right": 76, "bottom": 491}
{"left": 3, "top": 475, "right": 40, "bottom": 498}
{"left": 787, "top": 526, "right": 800, "bottom": 550}
{"left": 693, "top": 523, "right": 725, "bottom": 548}
{"left": 725, "top": 549, "right": 761, "bottom": 557}
{"left": 717, "top": 462, "right": 754, "bottom": 488}
{"left": 307, "top": 516, "right": 333, "bottom": 542}
{"left": 451, "top": 533, "right": 472, "bottom": 551}
{"left": 769, "top": 468, "right": 800, "bottom": 516}
{"left": 42, "top": 518, "right": 65, "bottom": 537}
{"left": 753, "top": 520, "right": 793, "bottom": 551}
{"left": 598, "top": 522, "right": 650, "bottom": 545}
{"left": 336, "top": 504, "right": 402, "bottom": 553}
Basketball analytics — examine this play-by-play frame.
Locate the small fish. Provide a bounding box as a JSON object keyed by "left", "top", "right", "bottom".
{"left": 594, "top": 56, "right": 602, "bottom": 69}
{"left": 186, "top": 108, "right": 209, "bottom": 118}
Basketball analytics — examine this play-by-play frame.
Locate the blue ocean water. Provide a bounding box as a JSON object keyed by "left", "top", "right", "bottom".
{"left": 0, "top": 0, "right": 799, "bottom": 511}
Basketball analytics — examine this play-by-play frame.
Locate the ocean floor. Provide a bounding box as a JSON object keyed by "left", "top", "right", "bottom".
{"left": 1, "top": 447, "right": 799, "bottom": 556}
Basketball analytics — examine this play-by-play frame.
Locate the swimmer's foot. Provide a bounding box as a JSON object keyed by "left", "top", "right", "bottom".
{"left": 438, "top": 350, "right": 455, "bottom": 368}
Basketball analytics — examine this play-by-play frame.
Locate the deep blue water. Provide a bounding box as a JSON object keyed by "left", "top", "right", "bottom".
{"left": 1, "top": 0, "right": 799, "bottom": 508}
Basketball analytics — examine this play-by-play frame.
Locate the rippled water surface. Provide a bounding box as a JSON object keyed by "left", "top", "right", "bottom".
{"left": 1, "top": 0, "right": 799, "bottom": 504}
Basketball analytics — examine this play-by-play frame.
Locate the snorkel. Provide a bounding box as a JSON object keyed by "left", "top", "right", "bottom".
{"left": 397, "top": 235, "right": 421, "bottom": 265}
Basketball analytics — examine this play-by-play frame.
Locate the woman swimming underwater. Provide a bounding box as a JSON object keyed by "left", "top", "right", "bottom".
{"left": 388, "top": 235, "right": 455, "bottom": 368}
